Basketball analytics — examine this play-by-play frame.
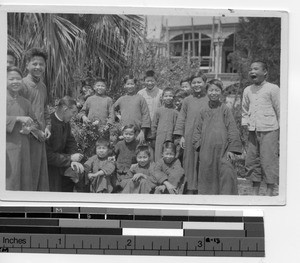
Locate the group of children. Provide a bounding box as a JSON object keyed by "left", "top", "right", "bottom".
{"left": 6, "top": 47, "right": 280, "bottom": 196}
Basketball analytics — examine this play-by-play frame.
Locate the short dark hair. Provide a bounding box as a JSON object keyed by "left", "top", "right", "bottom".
{"left": 7, "top": 66, "right": 22, "bottom": 77}
{"left": 57, "top": 96, "right": 77, "bottom": 109}
{"left": 7, "top": 50, "right": 17, "bottom": 60}
{"left": 144, "top": 69, "right": 155, "bottom": 80}
{"left": 122, "top": 124, "right": 138, "bottom": 133}
{"left": 135, "top": 144, "right": 151, "bottom": 157}
{"left": 180, "top": 77, "right": 191, "bottom": 85}
{"left": 123, "top": 75, "right": 137, "bottom": 84}
{"left": 25, "top": 47, "right": 48, "bottom": 63}
{"left": 96, "top": 139, "right": 110, "bottom": 148}
{"left": 190, "top": 70, "right": 207, "bottom": 83}
{"left": 93, "top": 78, "right": 107, "bottom": 87}
{"left": 251, "top": 60, "right": 268, "bottom": 71}
{"left": 206, "top": 79, "right": 223, "bottom": 91}
{"left": 175, "top": 89, "right": 188, "bottom": 98}
{"left": 162, "top": 87, "right": 174, "bottom": 96}
{"left": 162, "top": 140, "right": 176, "bottom": 155}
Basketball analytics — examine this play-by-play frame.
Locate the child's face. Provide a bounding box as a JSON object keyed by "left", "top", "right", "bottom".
{"left": 94, "top": 81, "right": 107, "bottom": 95}
{"left": 249, "top": 62, "right": 267, "bottom": 85}
{"left": 7, "top": 71, "right": 22, "bottom": 93}
{"left": 162, "top": 148, "right": 175, "bottom": 164}
{"left": 96, "top": 145, "right": 109, "bottom": 158}
{"left": 207, "top": 84, "right": 222, "bottom": 102}
{"left": 163, "top": 91, "right": 174, "bottom": 106}
{"left": 123, "top": 128, "right": 135, "bottom": 143}
{"left": 7, "top": 55, "right": 15, "bottom": 67}
{"left": 175, "top": 97, "right": 183, "bottom": 109}
{"left": 26, "top": 56, "right": 46, "bottom": 78}
{"left": 144, "top": 76, "right": 155, "bottom": 91}
{"left": 136, "top": 151, "right": 150, "bottom": 167}
{"left": 124, "top": 79, "right": 136, "bottom": 95}
{"left": 191, "top": 77, "right": 206, "bottom": 93}
{"left": 180, "top": 81, "right": 191, "bottom": 93}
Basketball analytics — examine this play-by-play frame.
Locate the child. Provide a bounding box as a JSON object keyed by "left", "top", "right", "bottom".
{"left": 151, "top": 87, "right": 178, "bottom": 161}
{"left": 137, "top": 70, "right": 163, "bottom": 122}
{"left": 180, "top": 77, "right": 192, "bottom": 95}
{"left": 113, "top": 124, "right": 140, "bottom": 191}
{"left": 174, "top": 89, "right": 187, "bottom": 112}
{"left": 7, "top": 50, "right": 16, "bottom": 67}
{"left": 122, "top": 145, "right": 157, "bottom": 194}
{"left": 154, "top": 141, "right": 185, "bottom": 194}
{"left": 85, "top": 139, "right": 115, "bottom": 193}
{"left": 242, "top": 61, "right": 280, "bottom": 196}
{"left": 114, "top": 75, "right": 151, "bottom": 143}
{"left": 6, "top": 66, "right": 41, "bottom": 190}
{"left": 173, "top": 71, "right": 208, "bottom": 194}
{"left": 193, "top": 79, "right": 242, "bottom": 195}
{"left": 79, "top": 78, "right": 114, "bottom": 127}
{"left": 76, "top": 85, "right": 94, "bottom": 110}
{"left": 21, "top": 48, "right": 50, "bottom": 191}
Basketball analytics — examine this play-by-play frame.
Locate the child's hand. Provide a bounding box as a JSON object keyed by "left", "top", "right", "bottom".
{"left": 226, "top": 152, "right": 236, "bottom": 163}
{"left": 179, "top": 136, "right": 185, "bottom": 149}
{"left": 92, "top": 120, "right": 99, "bottom": 126}
{"left": 88, "top": 173, "right": 98, "bottom": 180}
{"left": 164, "top": 181, "right": 178, "bottom": 194}
{"left": 82, "top": 116, "right": 90, "bottom": 124}
{"left": 44, "top": 125, "right": 51, "bottom": 139}
{"left": 136, "top": 131, "right": 145, "bottom": 144}
{"left": 132, "top": 173, "right": 146, "bottom": 182}
{"left": 155, "top": 185, "right": 166, "bottom": 193}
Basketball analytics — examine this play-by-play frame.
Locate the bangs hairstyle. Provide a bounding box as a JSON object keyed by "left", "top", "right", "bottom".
{"left": 135, "top": 144, "right": 151, "bottom": 157}
{"left": 162, "top": 140, "right": 176, "bottom": 155}
{"left": 251, "top": 60, "right": 268, "bottom": 71}
{"left": 144, "top": 69, "right": 155, "bottom": 80}
{"left": 25, "top": 47, "right": 48, "bottom": 63}
{"left": 180, "top": 77, "right": 191, "bottom": 85}
{"left": 122, "top": 124, "right": 138, "bottom": 133}
{"left": 162, "top": 87, "right": 175, "bottom": 96}
{"left": 123, "top": 75, "right": 137, "bottom": 84}
{"left": 206, "top": 79, "right": 224, "bottom": 91}
{"left": 7, "top": 66, "right": 23, "bottom": 77}
{"left": 96, "top": 139, "right": 110, "bottom": 148}
{"left": 57, "top": 96, "right": 77, "bottom": 109}
{"left": 190, "top": 70, "right": 207, "bottom": 83}
{"left": 93, "top": 77, "right": 107, "bottom": 87}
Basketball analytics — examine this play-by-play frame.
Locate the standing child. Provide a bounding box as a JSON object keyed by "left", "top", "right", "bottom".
{"left": 193, "top": 79, "right": 242, "bottom": 195}
{"left": 85, "top": 139, "right": 115, "bottom": 193}
{"left": 122, "top": 145, "right": 157, "bottom": 194}
{"left": 21, "top": 48, "right": 50, "bottom": 191}
{"left": 114, "top": 75, "right": 151, "bottom": 143}
{"left": 242, "top": 61, "right": 280, "bottom": 196}
{"left": 180, "top": 77, "right": 192, "bottom": 95}
{"left": 113, "top": 124, "right": 140, "bottom": 191}
{"left": 151, "top": 87, "right": 178, "bottom": 161}
{"left": 173, "top": 71, "right": 208, "bottom": 194}
{"left": 79, "top": 78, "right": 114, "bottom": 128}
{"left": 138, "top": 70, "right": 163, "bottom": 122}
{"left": 6, "top": 66, "right": 38, "bottom": 190}
{"left": 154, "top": 141, "right": 185, "bottom": 194}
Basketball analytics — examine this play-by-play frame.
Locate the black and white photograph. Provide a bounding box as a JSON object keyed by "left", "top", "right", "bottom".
{"left": 1, "top": 6, "right": 288, "bottom": 205}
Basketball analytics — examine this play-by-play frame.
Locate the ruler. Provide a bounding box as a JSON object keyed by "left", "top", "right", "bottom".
{"left": 0, "top": 207, "right": 264, "bottom": 257}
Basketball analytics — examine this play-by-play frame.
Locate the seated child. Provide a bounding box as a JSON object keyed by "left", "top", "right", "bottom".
{"left": 79, "top": 78, "right": 114, "bottom": 127}
{"left": 113, "top": 124, "right": 140, "bottom": 191}
{"left": 122, "top": 145, "right": 157, "bottom": 194}
{"left": 85, "top": 139, "right": 115, "bottom": 193}
{"left": 154, "top": 141, "right": 185, "bottom": 194}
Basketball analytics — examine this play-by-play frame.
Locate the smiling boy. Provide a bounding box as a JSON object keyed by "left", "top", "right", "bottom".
{"left": 242, "top": 61, "right": 280, "bottom": 196}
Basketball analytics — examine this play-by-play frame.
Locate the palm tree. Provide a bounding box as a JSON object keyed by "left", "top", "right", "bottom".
{"left": 7, "top": 13, "right": 144, "bottom": 100}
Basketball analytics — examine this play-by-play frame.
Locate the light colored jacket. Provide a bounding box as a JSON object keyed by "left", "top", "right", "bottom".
{"left": 242, "top": 81, "right": 280, "bottom": 132}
